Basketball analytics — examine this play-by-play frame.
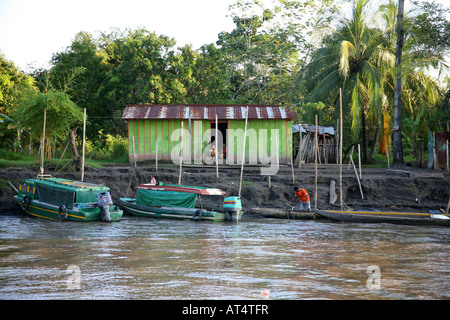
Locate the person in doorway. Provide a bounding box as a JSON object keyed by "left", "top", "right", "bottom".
{"left": 292, "top": 186, "right": 311, "bottom": 212}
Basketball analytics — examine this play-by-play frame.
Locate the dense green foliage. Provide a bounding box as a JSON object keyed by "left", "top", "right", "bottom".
{"left": 0, "top": 0, "right": 449, "bottom": 166}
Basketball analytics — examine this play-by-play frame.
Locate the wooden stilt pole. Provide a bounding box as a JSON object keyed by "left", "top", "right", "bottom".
{"left": 132, "top": 136, "right": 136, "bottom": 167}
{"left": 348, "top": 145, "right": 354, "bottom": 170}
{"left": 350, "top": 154, "right": 364, "bottom": 199}
{"left": 216, "top": 114, "right": 219, "bottom": 178}
{"left": 358, "top": 143, "right": 362, "bottom": 179}
{"left": 339, "top": 88, "right": 343, "bottom": 210}
{"left": 189, "top": 115, "right": 192, "bottom": 165}
{"left": 81, "top": 108, "right": 86, "bottom": 182}
{"left": 290, "top": 127, "right": 295, "bottom": 182}
{"left": 276, "top": 131, "right": 279, "bottom": 169}
{"left": 433, "top": 132, "right": 438, "bottom": 170}
{"left": 239, "top": 106, "right": 249, "bottom": 198}
{"left": 336, "top": 119, "right": 339, "bottom": 164}
{"left": 40, "top": 109, "right": 47, "bottom": 175}
{"left": 314, "top": 114, "right": 318, "bottom": 210}
{"left": 179, "top": 121, "right": 183, "bottom": 185}
{"left": 298, "top": 122, "right": 302, "bottom": 169}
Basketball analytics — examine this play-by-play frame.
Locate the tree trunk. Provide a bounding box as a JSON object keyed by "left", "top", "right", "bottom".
{"left": 361, "top": 107, "right": 368, "bottom": 163}
{"left": 70, "top": 128, "right": 81, "bottom": 171}
{"left": 393, "top": 0, "right": 405, "bottom": 167}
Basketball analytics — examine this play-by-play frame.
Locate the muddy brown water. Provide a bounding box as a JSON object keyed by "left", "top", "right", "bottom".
{"left": 0, "top": 212, "right": 449, "bottom": 300}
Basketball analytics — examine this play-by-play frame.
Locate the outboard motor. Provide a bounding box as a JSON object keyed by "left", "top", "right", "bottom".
{"left": 97, "top": 191, "right": 113, "bottom": 222}
{"left": 223, "top": 196, "right": 242, "bottom": 222}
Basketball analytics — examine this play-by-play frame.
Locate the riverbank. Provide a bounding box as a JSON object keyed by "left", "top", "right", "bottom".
{"left": 1, "top": 164, "right": 449, "bottom": 215}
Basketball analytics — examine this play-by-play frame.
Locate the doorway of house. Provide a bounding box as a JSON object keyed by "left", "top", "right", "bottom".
{"left": 210, "top": 120, "right": 227, "bottom": 160}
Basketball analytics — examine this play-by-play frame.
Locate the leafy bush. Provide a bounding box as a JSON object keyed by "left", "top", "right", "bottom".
{"left": 86, "top": 132, "right": 128, "bottom": 161}
{"left": 104, "top": 134, "right": 128, "bottom": 157}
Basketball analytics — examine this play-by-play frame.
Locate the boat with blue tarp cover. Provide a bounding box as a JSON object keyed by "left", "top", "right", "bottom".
{"left": 120, "top": 181, "right": 243, "bottom": 222}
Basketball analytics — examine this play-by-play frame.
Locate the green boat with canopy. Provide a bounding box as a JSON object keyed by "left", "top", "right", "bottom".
{"left": 120, "top": 181, "right": 243, "bottom": 222}
{"left": 14, "top": 175, "right": 123, "bottom": 222}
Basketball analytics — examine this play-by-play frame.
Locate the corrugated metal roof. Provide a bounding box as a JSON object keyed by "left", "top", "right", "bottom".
{"left": 122, "top": 104, "right": 298, "bottom": 120}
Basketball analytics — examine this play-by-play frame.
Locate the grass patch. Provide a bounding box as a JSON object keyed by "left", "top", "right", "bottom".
{"left": 0, "top": 148, "right": 129, "bottom": 169}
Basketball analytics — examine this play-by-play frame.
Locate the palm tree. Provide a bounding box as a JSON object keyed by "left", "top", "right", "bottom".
{"left": 379, "top": 0, "right": 444, "bottom": 165}
{"left": 301, "top": 0, "right": 392, "bottom": 163}
{"left": 301, "top": 0, "right": 444, "bottom": 164}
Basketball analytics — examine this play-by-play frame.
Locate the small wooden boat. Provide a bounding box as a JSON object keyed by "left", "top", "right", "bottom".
{"left": 249, "top": 207, "right": 321, "bottom": 220}
{"left": 120, "top": 183, "right": 244, "bottom": 222}
{"left": 315, "top": 209, "right": 450, "bottom": 227}
{"left": 14, "top": 175, "right": 123, "bottom": 222}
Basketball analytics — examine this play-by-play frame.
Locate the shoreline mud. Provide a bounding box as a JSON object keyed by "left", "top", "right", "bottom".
{"left": 1, "top": 164, "right": 449, "bottom": 216}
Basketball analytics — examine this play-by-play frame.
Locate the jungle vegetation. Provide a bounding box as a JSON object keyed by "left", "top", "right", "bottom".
{"left": 0, "top": 0, "right": 449, "bottom": 168}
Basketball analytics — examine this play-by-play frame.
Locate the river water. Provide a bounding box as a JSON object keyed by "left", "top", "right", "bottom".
{"left": 0, "top": 212, "right": 449, "bottom": 300}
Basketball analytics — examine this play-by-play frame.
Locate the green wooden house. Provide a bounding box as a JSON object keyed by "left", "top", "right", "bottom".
{"left": 121, "top": 104, "right": 298, "bottom": 165}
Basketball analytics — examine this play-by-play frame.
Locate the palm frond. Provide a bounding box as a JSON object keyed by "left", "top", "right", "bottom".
{"left": 339, "top": 41, "right": 356, "bottom": 77}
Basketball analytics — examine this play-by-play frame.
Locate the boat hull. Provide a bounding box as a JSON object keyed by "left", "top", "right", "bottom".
{"left": 120, "top": 198, "right": 242, "bottom": 222}
{"left": 14, "top": 195, "right": 123, "bottom": 222}
{"left": 315, "top": 209, "right": 450, "bottom": 227}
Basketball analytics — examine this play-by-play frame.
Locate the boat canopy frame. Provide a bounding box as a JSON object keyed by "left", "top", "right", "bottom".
{"left": 26, "top": 177, "right": 111, "bottom": 210}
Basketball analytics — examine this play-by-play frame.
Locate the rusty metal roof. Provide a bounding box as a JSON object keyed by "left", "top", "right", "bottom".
{"left": 122, "top": 104, "right": 298, "bottom": 120}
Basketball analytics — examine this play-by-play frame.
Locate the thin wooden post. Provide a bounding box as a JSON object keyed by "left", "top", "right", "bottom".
{"left": 314, "top": 114, "right": 318, "bottom": 210}
{"left": 155, "top": 140, "right": 158, "bottom": 171}
{"left": 179, "top": 121, "right": 183, "bottom": 185}
{"left": 339, "top": 88, "right": 343, "bottom": 210}
{"left": 216, "top": 114, "right": 219, "bottom": 178}
{"left": 268, "top": 131, "right": 277, "bottom": 189}
{"left": 298, "top": 122, "right": 302, "bottom": 168}
{"left": 40, "top": 109, "right": 47, "bottom": 173}
{"left": 358, "top": 143, "right": 362, "bottom": 179}
{"left": 350, "top": 155, "right": 364, "bottom": 199}
{"left": 276, "top": 131, "right": 279, "bottom": 169}
{"left": 348, "top": 145, "right": 354, "bottom": 170}
{"left": 238, "top": 106, "right": 249, "bottom": 198}
{"left": 336, "top": 119, "right": 339, "bottom": 164}
{"left": 132, "top": 136, "right": 136, "bottom": 167}
{"left": 189, "top": 115, "right": 192, "bottom": 163}
{"left": 274, "top": 131, "right": 279, "bottom": 185}
{"left": 290, "top": 127, "right": 295, "bottom": 182}
{"left": 81, "top": 108, "right": 86, "bottom": 182}
{"left": 322, "top": 127, "right": 325, "bottom": 164}
{"left": 433, "top": 132, "right": 438, "bottom": 170}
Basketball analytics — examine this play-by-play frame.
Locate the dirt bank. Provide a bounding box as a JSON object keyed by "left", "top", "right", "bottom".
{"left": 1, "top": 164, "right": 449, "bottom": 215}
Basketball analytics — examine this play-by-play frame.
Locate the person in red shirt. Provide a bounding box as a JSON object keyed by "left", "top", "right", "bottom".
{"left": 292, "top": 186, "right": 311, "bottom": 212}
